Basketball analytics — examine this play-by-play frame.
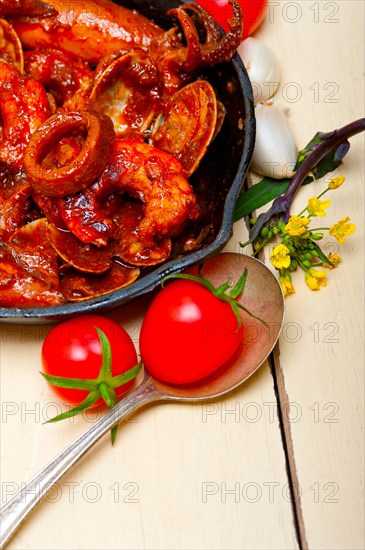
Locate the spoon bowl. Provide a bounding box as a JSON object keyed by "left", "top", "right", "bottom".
{"left": 153, "top": 253, "right": 284, "bottom": 399}
{"left": 0, "top": 253, "right": 284, "bottom": 549}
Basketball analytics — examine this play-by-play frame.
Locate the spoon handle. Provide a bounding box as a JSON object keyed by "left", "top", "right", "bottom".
{"left": 0, "top": 375, "right": 163, "bottom": 549}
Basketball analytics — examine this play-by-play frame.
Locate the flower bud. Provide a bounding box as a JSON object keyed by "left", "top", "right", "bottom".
{"left": 302, "top": 260, "right": 313, "bottom": 269}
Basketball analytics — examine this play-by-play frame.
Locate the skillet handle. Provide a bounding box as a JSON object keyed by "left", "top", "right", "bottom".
{"left": 0, "top": 375, "right": 162, "bottom": 549}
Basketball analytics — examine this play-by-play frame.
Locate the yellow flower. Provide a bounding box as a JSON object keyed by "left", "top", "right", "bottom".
{"left": 305, "top": 269, "right": 327, "bottom": 291}
{"left": 270, "top": 244, "right": 291, "bottom": 269}
{"left": 328, "top": 176, "right": 345, "bottom": 190}
{"left": 285, "top": 215, "right": 310, "bottom": 236}
{"left": 279, "top": 273, "right": 295, "bottom": 296}
{"left": 329, "top": 217, "right": 356, "bottom": 244}
{"left": 307, "top": 197, "right": 331, "bottom": 217}
{"left": 323, "top": 253, "right": 341, "bottom": 269}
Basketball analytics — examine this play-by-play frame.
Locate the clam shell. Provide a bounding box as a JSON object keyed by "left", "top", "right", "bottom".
{"left": 151, "top": 80, "right": 219, "bottom": 175}
{"left": 89, "top": 50, "right": 160, "bottom": 138}
{"left": 61, "top": 262, "right": 140, "bottom": 302}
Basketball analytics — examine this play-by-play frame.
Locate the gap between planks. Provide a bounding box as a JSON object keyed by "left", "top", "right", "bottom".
{"left": 241, "top": 179, "right": 308, "bottom": 548}
{"left": 269, "top": 345, "right": 309, "bottom": 550}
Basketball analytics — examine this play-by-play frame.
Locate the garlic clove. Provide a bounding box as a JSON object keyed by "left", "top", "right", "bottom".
{"left": 251, "top": 103, "right": 298, "bottom": 179}
{"left": 238, "top": 37, "right": 281, "bottom": 105}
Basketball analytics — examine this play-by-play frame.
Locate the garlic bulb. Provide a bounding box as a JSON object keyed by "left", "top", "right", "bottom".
{"left": 238, "top": 37, "right": 281, "bottom": 104}
{"left": 251, "top": 103, "right": 298, "bottom": 179}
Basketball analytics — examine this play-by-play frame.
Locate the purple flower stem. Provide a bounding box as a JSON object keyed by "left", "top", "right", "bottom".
{"left": 249, "top": 118, "right": 365, "bottom": 242}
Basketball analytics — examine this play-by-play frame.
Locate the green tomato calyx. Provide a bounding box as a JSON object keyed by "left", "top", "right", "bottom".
{"left": 41, "top": 327, "right": 142, "bottom": 444}
{"left": 162, "top": 265, "right": 268, "bottom": 330}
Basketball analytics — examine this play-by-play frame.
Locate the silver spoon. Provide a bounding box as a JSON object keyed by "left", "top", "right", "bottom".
{"left": 0, "top": 253, "right": 285, "bottom": 549}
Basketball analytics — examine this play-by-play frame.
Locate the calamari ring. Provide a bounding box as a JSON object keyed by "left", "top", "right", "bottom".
{"left": 24, "top": 111, "right": 115, "bottom": 197}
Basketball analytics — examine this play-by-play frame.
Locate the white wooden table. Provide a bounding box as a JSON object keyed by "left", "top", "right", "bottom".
{"left": 1, "top": 1, "right": 364, "bottom": 548}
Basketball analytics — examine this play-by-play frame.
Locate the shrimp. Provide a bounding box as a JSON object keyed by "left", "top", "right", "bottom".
{"left": 100, "top": 139, "right": 200, "bottom": 239}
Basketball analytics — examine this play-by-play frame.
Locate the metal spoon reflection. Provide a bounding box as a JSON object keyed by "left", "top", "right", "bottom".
{"left": 0, "top": 253, "right": 284, "bottom": 549}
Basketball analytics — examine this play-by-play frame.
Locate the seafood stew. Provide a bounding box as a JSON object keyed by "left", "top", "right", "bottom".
{"left": 0, "top": 0, "right": 255, "bottom": 321}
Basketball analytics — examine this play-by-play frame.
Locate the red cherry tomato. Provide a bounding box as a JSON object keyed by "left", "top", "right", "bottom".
{"left": 42, "top": 315, "right": 137, "bottom": 405}
{"left": 139, "top": 280, "right": 243, "bottom": 385}
{"left": 196, "top": 0, "right": 267, "bottom": 39}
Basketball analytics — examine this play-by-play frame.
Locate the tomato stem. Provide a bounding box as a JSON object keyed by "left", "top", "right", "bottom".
{"left": 99, "top": 382, "right": 117, "bottom": 408}
{"left": 96, "top": 327, "right": 112, "bottom": 377}
{"left": 45, "top": 391, "right": 100, "bottom": 423}
{"left": 229, "top": 268, "right": 248, "bottom": 299}
{"left": 162, "top": 264, "right": 267, "bottom": 330}
{"left": 41, "top": 328, "right": 142, "bottom": 442}
{"left": 216, "top": 281, "right": 233, "bottom": 296}
{"left": 40, "top": 372, "right": 98, "bottom": 390}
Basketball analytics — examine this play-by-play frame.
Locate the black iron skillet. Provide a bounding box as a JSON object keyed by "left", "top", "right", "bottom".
{"left": 0, "top": 0, "right": 255, "bottom": 323}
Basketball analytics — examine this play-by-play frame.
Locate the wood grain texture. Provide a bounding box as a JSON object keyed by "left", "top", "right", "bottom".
{"left": 0, "top": 219, "right": 297, "bottom": 550}
{"left": 1, "top": 1, "right": 364, "bottom": 548}
{"left": 250, "top": 2, "right": 364, "bottom": 548}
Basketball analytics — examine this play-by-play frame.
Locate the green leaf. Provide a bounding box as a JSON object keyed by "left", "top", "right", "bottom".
{"left": 40, "top": 372, "right": 97, "bottom": 391}
{"left": 162, "top": 271, "right": 216, "bottom": 295}
{"left": 235, "top": 302, "right": 269, "bottom": 330}
{"left": 311, "top": 242, "right": 335, "bottom": 266}
{"left": 312, "top": 140, "right": 350, "bottom": 180}
{"left": 234, "top": 178, "right": 290, "bottom": 221}
{"left": 95, "top": 327, "right": 112, "bottom": 378}
{"left": 46, "top": 391, "right": 100, "bottom": 423}
{"left": 229, "top": 268, "right": 248, "bottom": 299}
{"left": 109, "top": 361, "right": 143, "bottom": 389}
{"left": 111, "top": 425, "right": 119, "bottom": 445}
{"left": 98, "top": 383, "right": 120, "bottom": 444}
{"left": 99, "top": 382, "right": 118, "bottom": 409}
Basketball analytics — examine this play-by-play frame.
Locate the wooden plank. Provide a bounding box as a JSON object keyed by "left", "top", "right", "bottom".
{"left": 0, "top": 222, "right": 298, "bottom": 550}
{"left": 251, "top": 2, "right": 365, "bottom": 548}
{"left": 1, "top": 1, "right": 363, "bottom": 548}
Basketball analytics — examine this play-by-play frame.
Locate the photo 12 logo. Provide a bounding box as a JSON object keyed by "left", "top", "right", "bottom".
{"left": 201, "top": 481, "right": 340, "bottom": 504}
{"left": 1, "top": 481, "right": 140, "bottom": 505}
{"left": 267, "top": 2, "right": 340, "bottom": 24}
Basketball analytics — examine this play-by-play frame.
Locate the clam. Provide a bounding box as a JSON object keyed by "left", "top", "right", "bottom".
{"left": 46, "top": 223, "right": 113, "bottom": 274}
{"left": 1, "top": 219, "right": 65, "bottom": 307}
{"left": 151, "top": 80, "right": 219, "bottom": 175}
{"left": 89, "top": 50, "right": 161, "bottom": 138}
{"left": 61, "top": 262, "right": 140, "bottom": 302}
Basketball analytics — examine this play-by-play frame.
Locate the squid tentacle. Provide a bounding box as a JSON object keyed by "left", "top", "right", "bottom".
{"left": 169, "top": 0, "right": 242, "bottom": 69}
{"left": 165, "top": 8, "right": 202, "bottom": 72}
{"left": 178, "top": 3, "right": 222, "bottom": 43}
